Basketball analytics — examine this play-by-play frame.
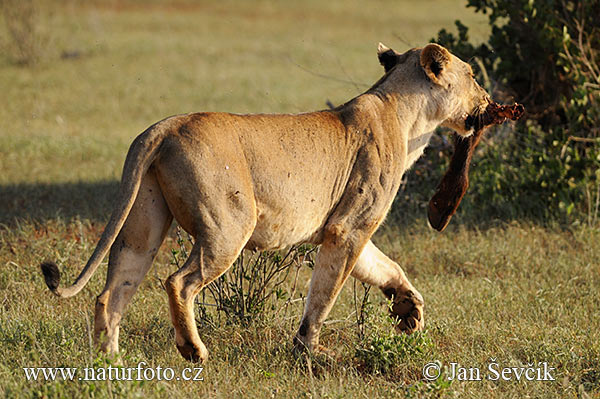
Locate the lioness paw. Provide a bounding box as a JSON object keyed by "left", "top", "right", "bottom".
{"left": 389, "top": 290, "right": 425, "bottom": 334}
{"left": 176, "top": 341, "right": 208, "bottom": 363}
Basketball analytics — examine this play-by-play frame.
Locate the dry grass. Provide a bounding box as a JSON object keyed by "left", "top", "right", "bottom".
{"left": 1, "top": 1, "right": 599, "bottom": 398}
{"left": 2, "top": 221, "right": 599, "bottom": 398}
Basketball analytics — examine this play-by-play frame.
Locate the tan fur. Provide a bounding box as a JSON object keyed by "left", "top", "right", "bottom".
{"left": 41, "top": 43, "right": 491, "bottom": 362}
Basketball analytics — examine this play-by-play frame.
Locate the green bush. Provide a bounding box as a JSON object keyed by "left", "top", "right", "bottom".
{"left": 355, "top": 330, "right": 435, "bottom": 374}
{"left": 198, "top": 244, "right": 315, "bottom": 326}
{"left": 170, "top": 226, "right": 316, "bottom": 326}
{"left": 400, "top": 0, "right": 600, "bottom": 225}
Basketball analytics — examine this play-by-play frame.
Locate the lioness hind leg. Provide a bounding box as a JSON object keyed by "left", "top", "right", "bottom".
{"left": 153, "top": 130, "right": 257, "bottom": 362}
{"left": 351, "top": 240, "right": 424, "bottom": 333}
{"left": 165, "top": 237, "right": 250, "bottom": 363}
{"left": 94, "top": 168, "right": 173, "bottom": 354}
{"left": 294, "top": 227, "right": 371, "bottom": 355}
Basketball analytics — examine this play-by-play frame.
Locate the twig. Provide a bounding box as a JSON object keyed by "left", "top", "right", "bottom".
{"left": 392, "top": 33, "right": 416, "bottom": 49}
{"left": 568, "top": 135, "right": 599, "bottom": 143}
{"left": 334, "top": 57, "right": 363, "bottom": 92}
{"left": 285, "top": 55, "right": 370, "bottom": 89}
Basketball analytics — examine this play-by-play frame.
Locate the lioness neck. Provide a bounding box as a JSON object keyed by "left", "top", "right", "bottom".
{"left": 340, "top": 89, "right": 440, "bottom": 172}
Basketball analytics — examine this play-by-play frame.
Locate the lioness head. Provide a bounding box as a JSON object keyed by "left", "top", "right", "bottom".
{"left": 377, "top": 42, "right": 490, "bottom": 136}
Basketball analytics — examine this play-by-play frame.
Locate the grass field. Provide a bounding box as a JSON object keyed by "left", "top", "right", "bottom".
{"left": 1, "top": 1, "right": 599, "bottom": 398}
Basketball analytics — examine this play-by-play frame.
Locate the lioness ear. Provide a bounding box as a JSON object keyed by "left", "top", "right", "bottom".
{"left": 420, "top": 43, "right": 452, "bottom": 84}
{"left": 377, "top": 42, "right": 400, "bottom": 73}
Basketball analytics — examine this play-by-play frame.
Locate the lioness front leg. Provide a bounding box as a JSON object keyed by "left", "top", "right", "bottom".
{"left": 352, "top": 240, "right": 424, "bottom": 333}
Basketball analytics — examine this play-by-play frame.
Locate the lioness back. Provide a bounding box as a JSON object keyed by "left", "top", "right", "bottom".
{"left": 154, "top": 109, "right": 367, "bottom": 250}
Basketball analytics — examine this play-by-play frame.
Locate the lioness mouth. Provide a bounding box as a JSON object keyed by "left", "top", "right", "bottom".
{"left": 428, "top": 102, "right": 524, "bottom": 232}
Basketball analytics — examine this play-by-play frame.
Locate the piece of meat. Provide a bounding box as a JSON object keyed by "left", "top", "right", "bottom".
{"left": 466, "top": 102, "right": 525, "bottom": 131}
{"left": 427, "top": 102, "right": 524, "bottom": 232}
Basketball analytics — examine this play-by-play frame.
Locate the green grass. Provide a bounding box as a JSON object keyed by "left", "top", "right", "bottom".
{"left": 1, "top": 1, "right": 599, "bottom": 398}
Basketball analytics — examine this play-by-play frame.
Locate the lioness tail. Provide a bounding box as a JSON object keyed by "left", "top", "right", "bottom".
{"left": 40, "top": 121, "right": 168, "bottom": 298}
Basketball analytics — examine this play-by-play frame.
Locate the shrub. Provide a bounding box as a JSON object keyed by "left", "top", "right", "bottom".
{"left": 355, "top": 331, "right": 435, "bottom": 374}
{"left": 199, "top": 244, "right": 315, "bottom": 326}
{"left": 169, "top": 226, "right": 316, "bottom": 326}
{"left": 409, "top": 0, "right": 600, "bottom": 225}
{"left": 0, "top": 0, "right": 52, "bottom": 65}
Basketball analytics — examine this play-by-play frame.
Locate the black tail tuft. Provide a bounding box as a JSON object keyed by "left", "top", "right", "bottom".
{"left": 41, "top": 261, "right": 61, "bottom": 292}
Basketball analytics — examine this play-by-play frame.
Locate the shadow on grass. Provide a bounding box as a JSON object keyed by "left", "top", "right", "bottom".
{"left": 0, "top": 178, "right": 537, "bottom": 231}
{"left": 0, "top": 180, "right": 119, "bottom": 226}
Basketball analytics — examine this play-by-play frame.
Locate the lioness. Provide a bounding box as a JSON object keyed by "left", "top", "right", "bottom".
{"left": 41, "top": 43, "right": 492, "bottom": 362}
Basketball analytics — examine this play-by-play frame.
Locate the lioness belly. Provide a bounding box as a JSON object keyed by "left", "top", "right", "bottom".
{"left": 245, "top": 202, "right": 330, "bottom": 251}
